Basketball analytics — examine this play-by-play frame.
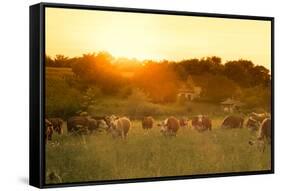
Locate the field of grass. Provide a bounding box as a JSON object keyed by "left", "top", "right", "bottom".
{"left": 46, "top": 119, "right": 271, "bottom": 184}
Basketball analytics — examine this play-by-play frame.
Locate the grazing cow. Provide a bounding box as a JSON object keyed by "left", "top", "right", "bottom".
{"left": 246, "top": 117, "right": 260, "bottom": 131}
{"left": 142, "top": 116, "right": 154, "bottom": 130}
{"left": 49, "top": 118, "right": 64, "bottom": 134}
{"left": 159, "top": 116, "right": 180, "bottom": 136}
{"left": 179, "top": 117, "right": 188, "bottom": 128}
{"left": 45, "top": 119, "right": 54, "bottom": 142}
{"left": 191, "top": 115, "right": 212, "bottom": 132}
{"left": 249, "top": 118, "right": 271, "bottom": 152}
{"left": 249, "top": 112, "right": 270, "bottom": 123}
{"left": 108, "top": 117, "right": 131, "bottom": 138}
{"left": 258, "top": 118, "right": 271, "bottom": 141}
{"left": 221, "top": 115, "right": 244, "bottom": 129}
{"left": 67, "top": 116, "right": 89, "bottom": 135}
{"left": 88, "top": 118, "right": 108, "bottom": 134}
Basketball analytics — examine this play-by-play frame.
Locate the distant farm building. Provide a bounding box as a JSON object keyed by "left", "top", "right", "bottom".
{"left": 221, "top": 98, "right": 244, "bottom": 113}
{"left": 177, "top": 76, "right": 202, "bottom": 101}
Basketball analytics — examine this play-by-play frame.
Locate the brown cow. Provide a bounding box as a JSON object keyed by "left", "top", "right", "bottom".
{"left": 191, "top": 115, "right": 212, "bottom": 132}
{"left": 159, "top": 116, "right": 180, "bottom": 136}
{"left": 221, "top": 115, "right": 244, "bottom": 129}
{"left": 142, "top": 116, "right": 154, "bottom": 130}
{"left": 67, "top": 116, "right": 89, "bottom": 135}
{"left": 258, "top": 118, "right": 271, "bottom": 141}
{"left": 45, "top": 119, "right": 54, "bottom": 142}
{"left": 108, "top": 117, "right": 131, "bottom": 139}
{"left": 179, "top": 117, "right": 189, "bottom": 128}
{"left": 49, "top": 118, "right": 64, "bottom": 134}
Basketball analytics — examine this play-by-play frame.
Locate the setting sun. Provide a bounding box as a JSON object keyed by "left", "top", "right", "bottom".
{"left": 46, "top": 8, "right": 271, "bottom": 69}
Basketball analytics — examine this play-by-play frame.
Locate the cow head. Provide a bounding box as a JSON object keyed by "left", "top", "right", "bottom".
{"left": 104, "top": 116, "right": 121, "bottom": 138}
{"left": 160, "top": 124, "right": 167, "bottom": 133}
{"left": 246, "top": 117, "right": 260, "bottom": 131}
{"left": 109, "top": 119, "right": 118, "bottom": 130}
{"left": 104, "top": 115, "right": 118, "bottom": 127}
{"left": 97, "top": 119, "right": 108, "bottom": 129}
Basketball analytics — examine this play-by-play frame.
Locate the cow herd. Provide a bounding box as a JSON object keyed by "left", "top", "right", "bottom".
{"left": 45, "top": 112, "right": 271, "bottom": 147}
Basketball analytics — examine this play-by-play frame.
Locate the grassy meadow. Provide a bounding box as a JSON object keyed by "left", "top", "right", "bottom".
{"left": 46, "top": 120, "right": 271, "bottom": 184}
{"left": 45, "top": 66, "right": 271, "bottom": 184}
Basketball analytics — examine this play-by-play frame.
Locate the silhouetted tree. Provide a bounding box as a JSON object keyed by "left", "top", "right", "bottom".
{"left": 45, "top": 53, "right": 271, "bottom": 105}
{"left": 46, "top": 55, "right": 55, "bottom": 67}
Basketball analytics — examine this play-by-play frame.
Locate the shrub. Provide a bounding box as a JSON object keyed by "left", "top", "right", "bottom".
{"left": 46, "top": 78, "right": 83, "bottom": 119}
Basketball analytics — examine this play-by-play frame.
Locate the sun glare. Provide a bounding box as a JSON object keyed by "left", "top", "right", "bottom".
{"left": 46, "top": 8, "right": 271, "bottom": 69}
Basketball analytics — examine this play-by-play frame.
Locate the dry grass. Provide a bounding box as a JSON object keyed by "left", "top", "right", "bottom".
{"left": 46, "top": 120, "right": 271, "bottom": 184}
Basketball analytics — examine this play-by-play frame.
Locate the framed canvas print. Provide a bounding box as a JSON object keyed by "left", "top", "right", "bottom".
{"left": 30, "top": 2, "right": 274, "bottom": 188}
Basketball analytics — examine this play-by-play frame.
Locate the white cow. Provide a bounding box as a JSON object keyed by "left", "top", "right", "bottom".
{"left": 107, "top": 116, "right": 131, "bottom": 139}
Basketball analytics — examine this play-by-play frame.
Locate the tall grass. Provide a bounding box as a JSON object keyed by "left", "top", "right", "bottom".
{"left": 46, "top": 120, "right": 271, "bottom": 184}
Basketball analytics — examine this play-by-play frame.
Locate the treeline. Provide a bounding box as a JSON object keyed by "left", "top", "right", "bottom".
{"left": 46, "top": 52, "right": 271, "bottom": 107}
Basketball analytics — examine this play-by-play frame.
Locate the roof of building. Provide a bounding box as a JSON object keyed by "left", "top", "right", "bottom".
{"left": 221, "top": 98, "right": 244, "bottom": 106}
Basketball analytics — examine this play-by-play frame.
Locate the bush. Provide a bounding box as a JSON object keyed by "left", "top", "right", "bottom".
{"left": 46, "top": 77, "right": 83, "bottom": 119}
{"left": 126, "top": 88, "right": 151, "bottom": 117}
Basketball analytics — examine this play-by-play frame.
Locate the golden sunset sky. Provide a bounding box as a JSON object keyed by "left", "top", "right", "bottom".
{"left": 46, "top": 8, "right": 271, "bottom": 69}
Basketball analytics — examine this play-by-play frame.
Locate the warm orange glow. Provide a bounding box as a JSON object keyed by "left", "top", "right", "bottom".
{"left": 46, "top": 8, "right": 271, "bottom": 69}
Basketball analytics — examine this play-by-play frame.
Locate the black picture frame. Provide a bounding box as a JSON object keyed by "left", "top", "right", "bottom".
{"left": 30, "top": 2, "right": 275, "bottom": 189}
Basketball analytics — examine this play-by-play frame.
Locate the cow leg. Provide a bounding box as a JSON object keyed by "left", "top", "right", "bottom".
{"left": 121, "top": 131, "right": 125, "bottom": 139}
